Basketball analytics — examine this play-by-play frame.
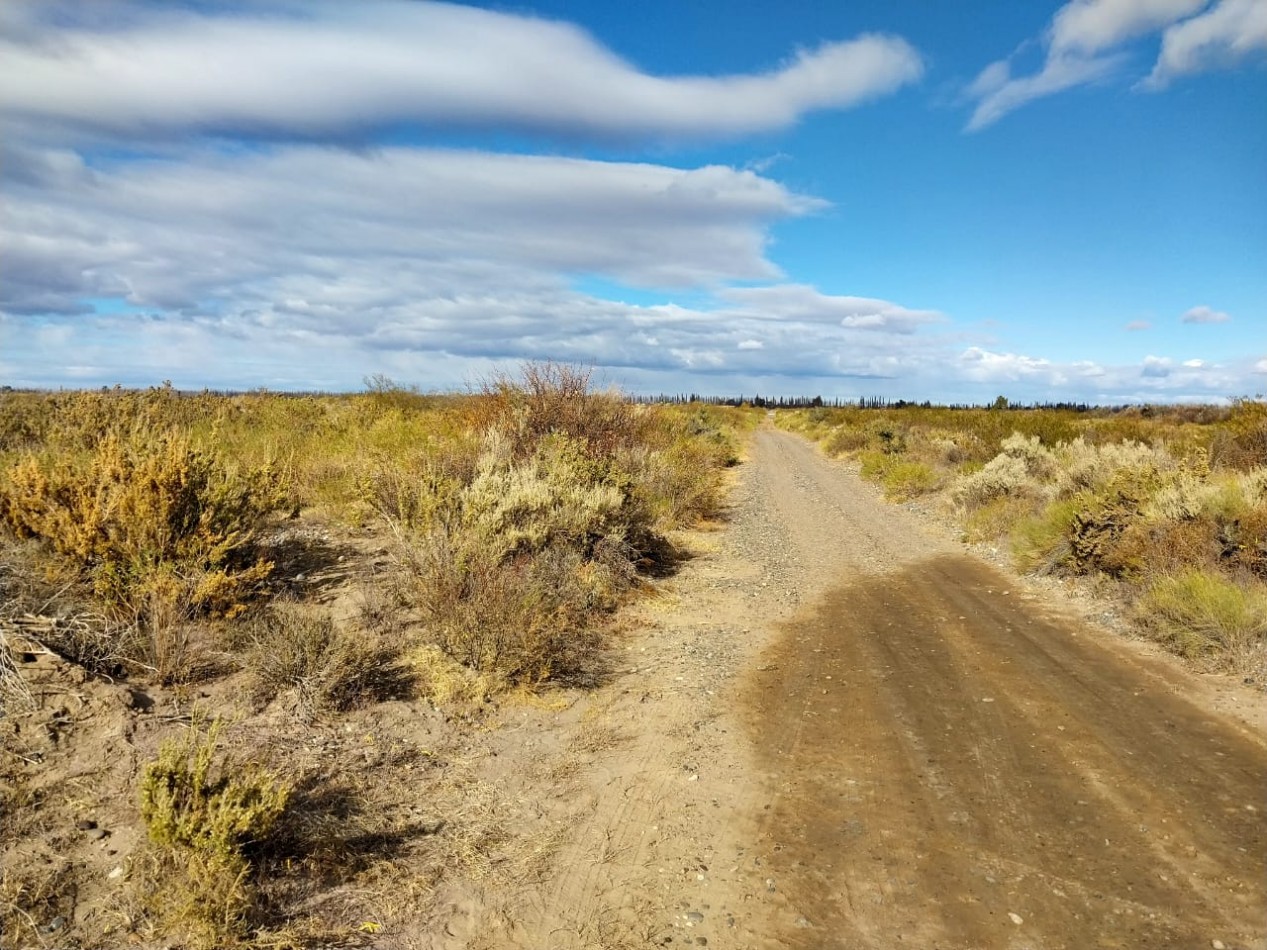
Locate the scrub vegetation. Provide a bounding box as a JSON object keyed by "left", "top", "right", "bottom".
{"left": 0, "top": 365, "right": 746, "bottom": 948}
{"left": 783, "top": 399, "right": 1267, "bottom": 674}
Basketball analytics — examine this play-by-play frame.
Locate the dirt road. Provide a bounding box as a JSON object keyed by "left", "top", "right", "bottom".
{"left": 474, "top": 428, "right": 1267, "bottom": 950}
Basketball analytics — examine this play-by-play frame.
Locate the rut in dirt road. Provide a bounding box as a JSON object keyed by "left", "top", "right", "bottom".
{"left": 741, "top": 430, "right": 1267, "bottom": 950}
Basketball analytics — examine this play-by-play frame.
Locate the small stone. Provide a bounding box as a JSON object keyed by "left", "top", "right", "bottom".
{"left": 88, "top": 828, "right": 108, "bottom": 841}
{"left": 75, "top": 819, "right": 97, "bottom": 831}
{"left": 108, "top": 866, "right": 125, "bottom": 881}
{"left": 696, "top": 939, "right": 708, "bottom": 946}
{"left": 1212, "top": 941, "right": 1226, "bottom": 949}
{"left": 44, "top": 916, "right": 66, "bottom": 933}
{"left": 684, "top": 911, "right": 704, "bottom": 924}
{"left": 1008, "top": 912, "right": 1024, "bottom": 925}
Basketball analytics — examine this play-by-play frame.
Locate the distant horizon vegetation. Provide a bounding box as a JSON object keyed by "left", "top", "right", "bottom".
{"left": 3, "top": 378, "right": 1262, "bottom": 414}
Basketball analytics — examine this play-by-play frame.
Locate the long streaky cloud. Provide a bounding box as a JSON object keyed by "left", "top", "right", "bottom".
{"left": 0, "top": 0, "right": 923, "bottom": 143}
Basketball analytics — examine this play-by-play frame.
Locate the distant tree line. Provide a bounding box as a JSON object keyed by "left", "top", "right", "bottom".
{"left": 626, "top": 393, "right": 1105, "bottom": 412}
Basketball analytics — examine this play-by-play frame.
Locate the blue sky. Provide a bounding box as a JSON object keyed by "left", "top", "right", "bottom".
{"left": 1, "top": 0, "right": 1264, "bottom": 403}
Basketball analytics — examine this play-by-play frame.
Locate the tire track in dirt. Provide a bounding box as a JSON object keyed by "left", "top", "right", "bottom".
{"left": 494, "top": 427, "right": 1267, "bottom": 950}
{"left": 740, "top": 431, "right": 1267, "bottom": 950}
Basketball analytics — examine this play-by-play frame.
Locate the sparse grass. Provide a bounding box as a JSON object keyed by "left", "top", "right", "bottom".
{"left": 0, "top": 856, "right": 78, "bottom": 949}
{"left": 1139, "top": 570, "right": 1267, "bottom": 671}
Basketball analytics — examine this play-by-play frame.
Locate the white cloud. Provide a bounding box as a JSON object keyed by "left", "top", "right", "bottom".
{"left": 1181, "top": 304, "right": 1232, "bottom": 323}
{"left": 1254, "top": 358, "right": 1267, "bottom": 374}
{"left": 958, "top": 347, "right": 1059, "bottom": 383}
{"left": 0, "top": 144, "right": 827, "bottom": 323}
{"left": 1050, "top": 0, "right": 1211, "bottom": 55}
{"left": 719, "top": 284, "right": 944, "bottom": 333}
{"left": 1125, "top": 319, "right": 1153, "bottom": 330}
{"left": 1145, "top": 0, "right": 1267, "bottom": 86}
{"left": 1142, "top": 354, "right": 1173, "bottom": 376}
{"left": 967, "top": 51, "right": 1123, "bottom": 131}
{"left": 0, "top": 0, "right": 923, "bottom": 144}
{"left": 964, "top": 0, "right": 1267, "bottom": 129}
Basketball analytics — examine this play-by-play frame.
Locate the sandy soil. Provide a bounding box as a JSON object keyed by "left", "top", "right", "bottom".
{"left": 467, "top": 426, "right": 1267, "bottom": 949}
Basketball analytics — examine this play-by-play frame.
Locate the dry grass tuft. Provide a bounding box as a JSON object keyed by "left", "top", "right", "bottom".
{"left": 242, "top": 606, "right": 411, "bottom": 719}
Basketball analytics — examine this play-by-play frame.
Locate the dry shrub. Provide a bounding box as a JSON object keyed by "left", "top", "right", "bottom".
{"left": 1139, "top": 570, "right": 1267, "bottom": 671}
{"left": 460, "top": 432, "right": 630, "bottom": 559}
{"left": 1055, "top": 437, "right": 1171, "bottom": 497}
{"left": 402, "top": 531, "right": 611, "bottom": 686}
{"left": 243, "top": 607, "right": 408, "bottom": 718}
{"left": 137, "top": 720, "right": 291, "bottom": 947}
{"left": 467, "top": 362, "right": 647, "bottom": 460}
{"left": 0, "top": 429, "right": 282, "bottom": 617}
{"left": 410, "top": 643, "right": 501, "bottom": 705}
{"left": 1211, "top": 398, "right": 1267, "bottom": 470}
{"left": 1112, "top": 517, "right": 1222, "bottom": 578}
{"left": 953, "top": 453, "right": 1041, "bottom": 508}
{"left": 823, "top": 425, "right": 871, "bottom": 455}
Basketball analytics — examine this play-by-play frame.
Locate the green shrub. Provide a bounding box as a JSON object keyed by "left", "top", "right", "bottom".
{"left": 1139, "top": 570, "right": 1267, "bottom": 670}
{"left": 859, "top": 452, "right": 939, "bottom": 501}
{"left": 1011, "top": 497, "right": 1082, "bottom": 574}
{"left": 138, "top": 720, "right": 291, "bottom": 946}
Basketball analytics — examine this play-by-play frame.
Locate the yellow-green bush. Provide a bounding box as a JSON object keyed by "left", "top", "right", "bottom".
{"left": 0, "top": 429, "right": 282, "bottom": 615}
{"left": 1139, "top": 570, "right": 1267, "bottom": 670}
{"left": 139, "top": 720, "right": 291, "bottom": 946}
{"left": 859, "top": 451, "right": 940, "bottom": 501}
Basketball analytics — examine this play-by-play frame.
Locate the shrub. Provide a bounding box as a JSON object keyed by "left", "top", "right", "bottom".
{"left": 243, "top": 608, "right": 407, "bottom": 719}
{"left": 952, "top": 453, "right": 1041, "bottom": 508}
{"left": 402, "top": 531, "right": 613, "bottom": 686}
{"left": 1212, "top": 398, "right": 1267, "bottom": 470}
{"left": 1055, "top": 437, "right": 1171, "bottom": 498}
{"left": 859, "top": 452, "right": 940, "bottom": 501}
{"left": 961, "top": 495, "right": 1038, "bottom": 544}
{"left": 0, "top": 430, "right": 282, "bottom": 617}
{"left": 460, "top": 433, "right": 629, "bottom": 560}
{"left": 823, "top": 424, "right": 870, "bottom": 456}
{"left": 138, "top": 720, "right": 291, "bottom": 946}
{"left": 1139, "top": 570, "right": 1267, "bottom": 670}
{"left": 466, "top": 362, "right": 646, "bottom": 461}
{"left": 1011, "top": 497, "right": 1082, "bottom": 575}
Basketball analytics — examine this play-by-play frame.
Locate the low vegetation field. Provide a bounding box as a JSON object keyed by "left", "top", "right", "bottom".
{"left": 0, "top": 365, "right": 749, "bottom": 948}
{"left": 781, "top": 399, "right": 1267, "bottom": 674}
